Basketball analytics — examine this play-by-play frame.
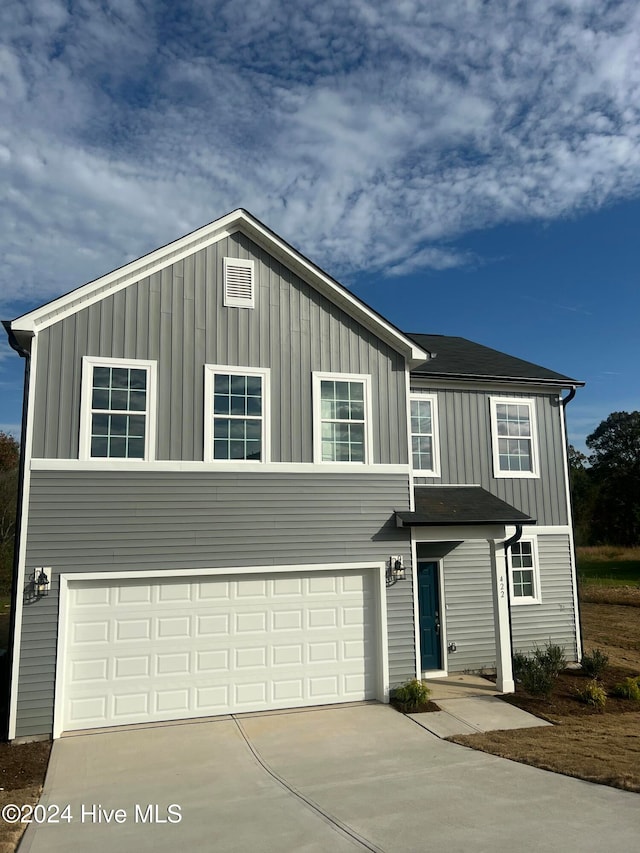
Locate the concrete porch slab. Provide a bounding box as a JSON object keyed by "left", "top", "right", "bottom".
{"left": 434, "top": 695, "right": 552, "bottom": 733}
{"left": 407, "top": 710, "right": 479, "bottom": 738}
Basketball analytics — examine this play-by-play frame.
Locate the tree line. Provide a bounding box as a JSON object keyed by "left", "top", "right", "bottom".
{"left": 569, "top": 411, "right": 640, "bottom": 547}
{"left": 0, "top": 432, "right": 19, "bottom": 594}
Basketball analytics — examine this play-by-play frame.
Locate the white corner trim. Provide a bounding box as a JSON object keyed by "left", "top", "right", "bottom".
{"left": 203, "top": 364, "right": 271, "bottom": 463}
{"left": 559, "top": 399, "right": 583, "bottom": 659}
{"left": 8, "top": 336, "right": 39, "bottom": 741}
{"left": 52, "top": 561, "right": 389, "bottom": 738}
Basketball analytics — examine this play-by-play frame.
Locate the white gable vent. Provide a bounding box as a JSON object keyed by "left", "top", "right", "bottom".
{"left": 223, "top": 257, "right": 255, "bottom": 308}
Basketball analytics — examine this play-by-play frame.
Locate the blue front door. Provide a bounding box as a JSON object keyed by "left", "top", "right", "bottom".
{"left": 418, "top": 562, "right": 442, "bottom": 671}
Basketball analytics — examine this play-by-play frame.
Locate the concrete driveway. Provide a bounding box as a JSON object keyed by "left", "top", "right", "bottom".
{"left": 20, "top": 703, "right": 639, "bottom": 853}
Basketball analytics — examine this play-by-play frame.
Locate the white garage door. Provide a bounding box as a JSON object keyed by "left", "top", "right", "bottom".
{"left": 60, "top": 569, "right": 378, "bottom": 732}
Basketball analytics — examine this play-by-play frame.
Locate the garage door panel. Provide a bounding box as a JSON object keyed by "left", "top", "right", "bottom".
{"left": 61, "top": 569, "right": 379, "bottom": 731}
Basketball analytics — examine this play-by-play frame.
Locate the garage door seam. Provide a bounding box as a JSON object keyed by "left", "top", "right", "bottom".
{"left": 232, "top": 715, "right": 385, "bottom": 853}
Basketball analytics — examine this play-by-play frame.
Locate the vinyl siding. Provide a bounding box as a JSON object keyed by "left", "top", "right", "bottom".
{"left": 440, "top": 540, "right": 497, "bottom": 673}
{"left": 413, "top": 387, "right": 568, "bottom": 525}
{"left": 510, "top": 533, "right": 578, "bottom": 660}
{"left": 16, "top": 469, "right": 415, "bottom": 738}
{"left": 31, "top": 232, "right": 408, "bottom": 465}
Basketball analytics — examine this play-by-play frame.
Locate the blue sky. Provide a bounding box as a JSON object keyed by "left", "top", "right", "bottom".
{"left": 1, "top": 0, "right": 639, "bottom": 452}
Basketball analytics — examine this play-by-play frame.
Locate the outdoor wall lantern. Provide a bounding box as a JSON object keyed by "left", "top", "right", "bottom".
{"left": 32, "top": 567, "right": 50, "bottom": 599}
{"left": 386, "top": 556, "right": 406, "bottom": 586}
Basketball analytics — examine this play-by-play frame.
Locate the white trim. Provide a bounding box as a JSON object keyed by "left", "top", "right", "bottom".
{"left": 409, "top": 391, "right": 441, "bottom": 478}
{"left": 79, "top": 356, "right": 157, "bottom": 462}
{"left": 559, "top": 398, "right": 583, "bottom": 659}
{"left": 490, "top": 539, "right": 515, "bottom": 693}
{"left": 409, "top": 524, "right": 507, "bottom": 542}
{"left": 11, "top": 210, "right": 427, "bottom": 364}
{"left": 489, "top": 396, "right": 540, "bottom": 479}
{"left": 507, "top": 535, "right": 542, "bottom": 605}
{"left": 312, "top": 372, "right": 374, "bottom": 465}
{"left": 8, "top": 336, "right": 38, "bottom": 741}
{"left": 53, "top": 562, "right": 388, "bottom": 739}
{"left": 410, "top": 378, "right": 581, "bottom": 394}
{"left": 223, "top": 257, "right": 255, "bottom": 308}
{"left": 203, "top": 364, "right": 271, "bottom": 463}
{"left": 30, "top": 459, "right": 410, "bottom": 475}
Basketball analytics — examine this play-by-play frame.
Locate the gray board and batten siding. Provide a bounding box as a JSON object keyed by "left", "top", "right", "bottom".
{"left": 412, "top": 386, "right": 569, "bottom": 526}
{"left": 17, "top": 471, "right": 415, "bottom": 738}
{"left": 31, "top": 231, "right": 408, "bottom": 465}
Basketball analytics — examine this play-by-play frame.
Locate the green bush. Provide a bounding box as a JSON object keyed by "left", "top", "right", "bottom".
{"left": 581, "top": 648, "right": 609, "bottom": 678}
{"left": 533, "top": 643, "right": 566, "bottom": 676}
{"left": 612, "top": 676, "right": 640, "bottom": 701}
{"left": 390, "top": 679, "right": 431, "bottom": 712}
{"left": 576, "top": 679, "right": 607, "bottom": 709}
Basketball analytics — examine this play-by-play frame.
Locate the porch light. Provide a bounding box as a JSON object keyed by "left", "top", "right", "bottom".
{"left": 32, "top": 567, "right": 50, "bottom": 598}
{"left": 386, "top": 556, "right": 406, "bottom": 586}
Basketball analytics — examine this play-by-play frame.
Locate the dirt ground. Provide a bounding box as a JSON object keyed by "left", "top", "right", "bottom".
{"left": 452, "top": 597, "right": 640, "bottom": 793}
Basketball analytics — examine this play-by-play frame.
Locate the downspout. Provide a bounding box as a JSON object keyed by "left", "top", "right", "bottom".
{"left": 502, "top": 523, "right": 523, "bottom": 670}
{"left": 1, "top": 322, "right": 31, "bottom": 741}
{"left": 560, "top": 385, "right": 583, "bottom": 660}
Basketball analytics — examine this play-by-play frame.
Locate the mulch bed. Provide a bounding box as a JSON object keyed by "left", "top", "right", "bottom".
{"left": 0, "top": 741, "right": 51, "bottom": 790}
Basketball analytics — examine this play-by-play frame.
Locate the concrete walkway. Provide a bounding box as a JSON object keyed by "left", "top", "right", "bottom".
{"left": 413, "top": 674, "right": 552, "bottom": 737}
{"left": 20, "top": 704, "right": 639, "bottom": 853}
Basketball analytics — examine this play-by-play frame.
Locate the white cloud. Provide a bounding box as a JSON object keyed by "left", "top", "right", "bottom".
{"left": 2, "top": 0, "right": 640, "bottom": 313}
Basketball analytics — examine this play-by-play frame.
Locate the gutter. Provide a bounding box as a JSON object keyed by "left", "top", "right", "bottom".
{"left": 1, "top": 321, "right": 30, "bottom": 741}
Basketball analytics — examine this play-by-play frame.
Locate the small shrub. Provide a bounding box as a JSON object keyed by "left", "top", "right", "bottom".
{"left": 576, "top": 679, "right": 607, "bottom": 709}
{"left": 513, "top": 652, "right": 530, "bottom": 680}
{"left": 390, "top": 679, "right": 431, "bottom": 712}
{"left": 533, "top": 643, "right": 566, "bottom": 676}
{"left": 519, "top": 660, "right": 555, "bottom": 698}
{"left": 581, "top": 648, "right": 609, "bottom": 678}
{"left": 612, "top": 676, "right": 640, "bottom": 701}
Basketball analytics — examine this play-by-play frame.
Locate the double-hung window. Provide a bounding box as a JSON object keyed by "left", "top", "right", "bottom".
{"left": 508, "top": 539, "right": 541, "bottom": 604}
{"left": 80, "top": 357, "right": 157, "bottom": 460}
{"left": 490, "top": 397, "right": 539, "bottom": 478}
{"left": 410, "top": 392, "right": 440, "bottom": 476}
{"left": 204, "top": 365, "right": 270, "bottom": 462}
{"left": 313, "top": 373, "right": 372, "bottom": 463}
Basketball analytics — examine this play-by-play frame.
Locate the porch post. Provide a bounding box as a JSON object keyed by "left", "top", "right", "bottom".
{"left": 489, "top": 540, "right": 515, "bottom": 693}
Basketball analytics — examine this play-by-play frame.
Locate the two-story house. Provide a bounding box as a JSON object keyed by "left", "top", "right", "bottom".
{"left": 3, "top": 209, "right": 583, "bottom": 741}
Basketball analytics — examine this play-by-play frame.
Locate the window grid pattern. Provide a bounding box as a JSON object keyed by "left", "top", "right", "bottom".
{"left": 90, "top": 367, "right": 147, "bottom": 458}
{"left": 320, "top": 380, "right": 365, "bottom": 462}
{"left": 213, "top": 373, "right": 263, "bottom": 460}
{"left": 496, "top": 403, "right": 533, "bottom": 472}
{"left": 511, "top": 541, "right": 535, "bottom": 598}
{"left": 411, "top": 399, "right": 434, "bottom": 470}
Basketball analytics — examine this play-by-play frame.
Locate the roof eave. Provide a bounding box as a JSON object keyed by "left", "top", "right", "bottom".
{"left": 410, "top": 370, "right": 585, "bottom": 388}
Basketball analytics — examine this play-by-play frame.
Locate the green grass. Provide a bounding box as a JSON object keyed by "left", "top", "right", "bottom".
{"left": 577, "top": 546, "right": 640, "bottom": 587}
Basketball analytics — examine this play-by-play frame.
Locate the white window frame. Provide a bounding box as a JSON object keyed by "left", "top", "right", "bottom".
{"left": 223, "top": 257, "right": 255, "bottom": 308}
{"left": 507, "top": 537, "right": 541, "bottom": 605}
{"left": 204, "top": 365, "right": 270, "bottom": 463}
{"left": 79, "top": 356, "right": 157, "bottom": 462}
{"left": 312, "top": 372, "right": 373, "bottom": 465}
{"left": 409, "top": 391, "right": 440, "bottom": 477}
{"left": 489, "top": 397, "right": 539, "bottom": 479}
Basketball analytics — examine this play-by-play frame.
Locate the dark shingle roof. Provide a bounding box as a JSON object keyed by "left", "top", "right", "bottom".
{"left": 396, "top": 486, "right": 535, "bottom": 527}
{"left": 407, "top": 334, "right": 583, "bottom": 386}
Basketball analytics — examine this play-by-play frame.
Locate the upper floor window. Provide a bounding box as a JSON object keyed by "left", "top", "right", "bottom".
{"left": 80, "top": 357, "right": 157, "bottom": 460}
{"left": 313, "top": 373, "right": 372, "bottom": 463}
{"left": 204, "top": 365, "right": 270, "bottom": 462}
{"left": 410, "top": 392, "right": 440, "bottom": 476}
{"left": 490, "top": 397, "right": 539, "bottom": 478}
{"left": 508, "top": 539, "right": 541, "bottom": 605}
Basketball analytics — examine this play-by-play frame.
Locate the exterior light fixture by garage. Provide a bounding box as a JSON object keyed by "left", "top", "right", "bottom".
{"left": 31, "top": 567, "right": 50, "bottom": 599}
{"left": 386, "top": 556, "right": 406, "bottom": 586}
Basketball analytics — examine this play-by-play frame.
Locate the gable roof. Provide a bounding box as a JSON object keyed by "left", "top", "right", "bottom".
{"left": 9, "top": 209, "right": 427, "bottom": 366}
{"left": 407, "top": 333, "right": 583, "bottom": 387}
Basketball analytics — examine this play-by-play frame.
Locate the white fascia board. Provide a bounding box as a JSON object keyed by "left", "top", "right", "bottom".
{"left": 10, "top": 210, "right": 428, "bottom": 365}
